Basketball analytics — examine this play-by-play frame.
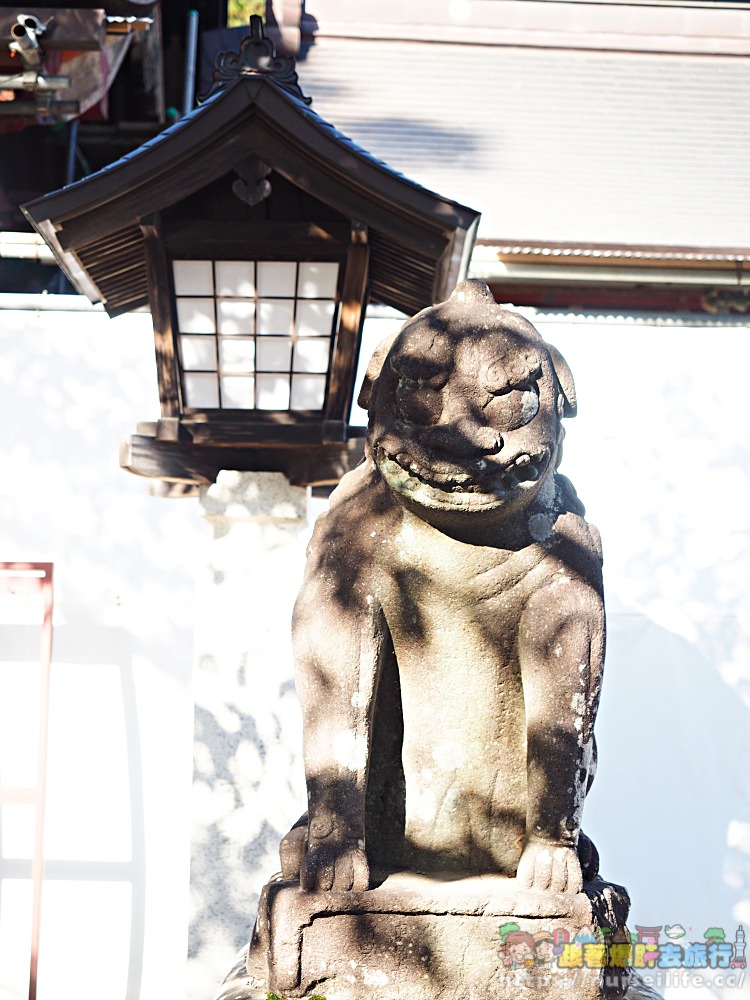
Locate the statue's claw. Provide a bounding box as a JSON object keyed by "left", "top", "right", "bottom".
{"left": 300, "top": 843, "right": 370, "bottom": 893}
{"left": 279, "top": 820, "right": 308, "bottom": 880}
{"left": 516, "top": 840, "right": 583, "bottom": 894}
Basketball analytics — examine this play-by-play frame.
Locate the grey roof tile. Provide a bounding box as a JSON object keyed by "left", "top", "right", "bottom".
{"left": 296, "top": 37, "right": 750, "bottom": 248}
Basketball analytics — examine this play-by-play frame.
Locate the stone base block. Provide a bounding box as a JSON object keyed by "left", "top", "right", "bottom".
{"left": 224, "top": 872, "right": 630, "bottom": 1000}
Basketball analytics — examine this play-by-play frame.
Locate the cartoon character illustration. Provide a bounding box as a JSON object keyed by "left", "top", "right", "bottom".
{"left": 704, "top": 927, "right": 726, "bottom": 945}
{"left": 499, "top": 921, "right": 520, "bottom": 942}
{"left": 665, "top": 925, "right": 686, "bottom": 940}
{"left": 504, "top": 931, "right": 536, "bottom": 969}
{"left": 636, "top": 926, "right": 662, "bottom": 946}
{"left": 575, "top": 926, "right": 597, "bottom": 944}
{"left": 533, "top": 931, "right": 556, "bottom": 967}
{"left": 731, "top": 926, "right": 746, "bottom": 969}
{"left": 553, "top": 927, "right": 570, "bottom": 954}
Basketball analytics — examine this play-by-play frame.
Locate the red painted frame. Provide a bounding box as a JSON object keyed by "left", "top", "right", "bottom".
{"left": 0, "top": 562, "right": 54, "bottom": 1000}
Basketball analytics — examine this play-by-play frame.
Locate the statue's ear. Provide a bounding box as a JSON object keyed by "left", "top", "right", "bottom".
{"left": 546, "top": 343, "right": 577, "bottom": 418}
{"left": 357, "top": 333, "right": 398, "bottom": 410}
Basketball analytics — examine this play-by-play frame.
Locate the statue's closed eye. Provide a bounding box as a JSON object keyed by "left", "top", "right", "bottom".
{"left": 390, "top": 352, "right": 450, "bottom": 386}
{"left": 391, "top": 351, "right": 449, "bottom": 425}
{"left": 395, "top": 381, "right": 444, "bottom": 425}
{"left": 485, "top": 355, "right": 543, "bottom": 391}
{"left": 483, "top": 383, "right": 539, "bottom": 431}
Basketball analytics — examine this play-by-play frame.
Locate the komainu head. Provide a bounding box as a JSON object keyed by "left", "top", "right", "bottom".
{"left": 361, "top": 279, "right": 577, "bottom": 523}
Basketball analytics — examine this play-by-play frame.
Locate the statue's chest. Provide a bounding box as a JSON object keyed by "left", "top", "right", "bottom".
{"left": 374, "top": 515, "right": 548, "bottom": 654}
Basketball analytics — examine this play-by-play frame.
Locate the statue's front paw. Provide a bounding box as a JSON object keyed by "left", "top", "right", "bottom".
{"left": 300, "top": 842, "right": 370, "bottom": 893}
{"left": 517, "top": 840, "right": 583, "bottom": 894}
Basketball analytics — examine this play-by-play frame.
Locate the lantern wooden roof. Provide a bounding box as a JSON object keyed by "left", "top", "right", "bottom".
{"left": 20, "top": 24, "right": 479, "bottom": 492}
{"left": 22, "top": 50, "right": 479, "bottom": 319}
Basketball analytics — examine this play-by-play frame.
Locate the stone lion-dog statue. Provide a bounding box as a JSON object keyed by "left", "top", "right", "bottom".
{"left": 284, "top": 278, "right": 603, "bottom": 897}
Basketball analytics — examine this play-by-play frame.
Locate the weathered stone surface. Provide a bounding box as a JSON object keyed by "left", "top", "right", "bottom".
{"left": 292, "top": 279, "right": 604, "bottom": 897}
{"left": 232, "top": 874, "right": 630, "bottom": 999}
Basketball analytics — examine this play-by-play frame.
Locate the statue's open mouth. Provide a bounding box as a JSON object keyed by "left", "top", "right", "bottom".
{"left": 375, "top": 445, "right": 548, "bottom": 508}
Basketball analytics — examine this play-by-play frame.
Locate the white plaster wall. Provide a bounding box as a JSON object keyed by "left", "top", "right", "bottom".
{"left": 527, "top": 313, "right": 750, "bottom": 1000}
{"left": 0, "top": 296, "right": 203, "bottom": 1000}
{"left": 1, "top": 296, "right": 748, "bottom": 1000}
{"left": 188, "top": 471, "right": 309, "bottom": 999}
{"left": 354, "top": 307, "right": 750, "bottom": 1000}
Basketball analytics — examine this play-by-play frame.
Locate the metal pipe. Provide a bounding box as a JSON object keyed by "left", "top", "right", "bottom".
{"left": 0, "top": 75, "right": 70, "bottom": 91}
{"left": 182, "top": 9, "right": 199, "bottom": 116}
{"left": 57, "top": 119, "right": 81, "bottom": 291}
{"left": 14, "top": 13, "right": 44, "bottom": 33}
{"left": 9, "top": 15, "right": 45, "bottom": 69}
{"left": 64, "top": 119, "right": 79, "bottom": 187}
{"left": 0, "top": 99, "right": 78, "bottom": 116}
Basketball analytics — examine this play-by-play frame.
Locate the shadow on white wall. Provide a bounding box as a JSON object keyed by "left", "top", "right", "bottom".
{"left": 537, "top": 315, "right": 750, "bottom": 1000}
{"left": 0, "top": 301, "right": 203, "bottom": 1000}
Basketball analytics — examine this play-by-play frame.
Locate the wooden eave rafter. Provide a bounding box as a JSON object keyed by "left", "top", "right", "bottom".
{"left": 471, "top": 241, "right": 750, "bottom": 314}
{"left": 475, "top": 240, "right": 750, "bottom": 268}
{"left": 22, "top": 74, "right": 479, "bottom": 317}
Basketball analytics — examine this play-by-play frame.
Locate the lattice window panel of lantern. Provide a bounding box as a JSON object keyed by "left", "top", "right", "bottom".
{"left": 172, "top": 259, "right": 341, "bottom": 411}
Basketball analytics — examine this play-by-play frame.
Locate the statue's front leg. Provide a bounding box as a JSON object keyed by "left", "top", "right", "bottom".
{"left": 293, "top": 563, "right": 387, "bottom": 893}
{"left": 300, "top": 767, "right": 370, "bottom": 892}
{"left": 517, "top": 579, "right": 604, "bottom": 893}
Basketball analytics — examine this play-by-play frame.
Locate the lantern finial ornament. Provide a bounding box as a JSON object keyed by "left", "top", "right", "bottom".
{"left": 202, "top": 14, "right": 311, "bottom": 104}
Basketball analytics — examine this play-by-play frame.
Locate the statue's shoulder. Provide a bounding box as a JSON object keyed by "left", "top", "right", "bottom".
{"left": 548, "top": 474, "right": 603, "bottom": 587}
{"left": 308, "top": 461, "right": 397, "bottom": 556}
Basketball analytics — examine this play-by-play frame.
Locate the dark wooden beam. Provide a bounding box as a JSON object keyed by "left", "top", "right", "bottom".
{"left": 326, "top": 228, "right": 369, "bottom": 425}
{"left": 163, "top": 221, "right": 351, "bottom": 258}
{"left": 140, "top": 219, "right": 180, "bottom": 418}
{"left": 486, "top": 280, "right": 744, "bottom": 314}
{"left": 120, "top": 436, "right": 215, "bottom": 484}
{"left": 121, "top": 434, "right": 366, "bottom": 487}
{"left": 184, "top": 421, "right": 331, "bottom": 447}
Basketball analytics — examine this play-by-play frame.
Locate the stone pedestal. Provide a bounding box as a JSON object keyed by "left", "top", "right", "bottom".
{"left": 220, "top": 873, "right": 630, "bottom": 1000}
